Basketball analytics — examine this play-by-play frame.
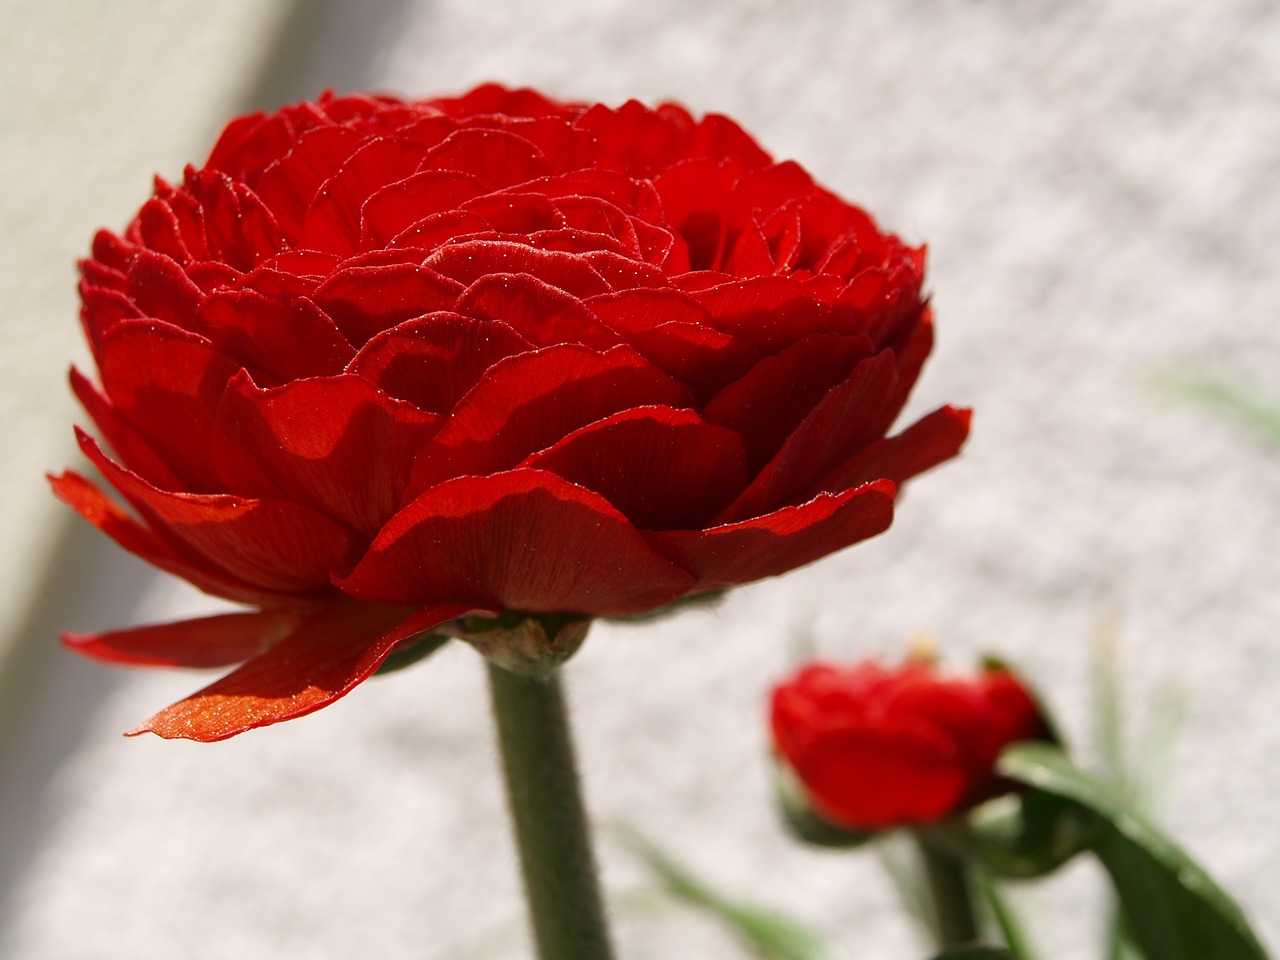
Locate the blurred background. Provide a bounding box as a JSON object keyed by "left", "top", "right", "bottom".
{"left": 1, "top": 0, "right": 1277, "bottom": 956}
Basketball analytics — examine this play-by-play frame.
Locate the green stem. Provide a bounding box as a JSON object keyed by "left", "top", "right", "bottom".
{"left": 486, "top": 661, "right": 616, "bottom": 960}
{"left": 915, "top": 832, "right": 981, "bottom": 948}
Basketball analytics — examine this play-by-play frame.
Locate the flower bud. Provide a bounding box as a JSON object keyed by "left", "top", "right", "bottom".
{"left": 769, "top": 658, "right": 1050, "bottom": 834}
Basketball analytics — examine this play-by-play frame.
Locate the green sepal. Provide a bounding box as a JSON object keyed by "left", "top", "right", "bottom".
{"left": 372, "top": 633, "right": 450, "bottom": 676}
{"left": 460, "top": 610, "right": 591, "bottom": 677}
{"left": 999, "top": 742, "right": 1268, "bottom": 960}
{"left": 963, "top": 786, "right": 1099, "bottom": 879}
{"left": 772, "top": 759, "right": 877, "bottom": 849}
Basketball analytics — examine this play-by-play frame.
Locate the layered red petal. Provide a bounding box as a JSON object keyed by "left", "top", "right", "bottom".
{"left": 95, "top": 319, "right": 240, "bottom": 491}
{"left": 213, "top": 373, "right": 440, "bottom": 535}
{"left": 337, "top": 469, "right": 695, "bottom": 615}
{"left": 48, "top": 471, "right": 287, "bottom": 605}
{"left": 646, "top": 480, "right": 896, "bottom": 592}
{"left": 133, "top": 601, "right": 469, "bottom": 741}
{"left": 406, "top": 343, "right": 695, "bottom": 494}
{"left": 78, "top": 430, "right": 359, "bottom": 594}
{"left": 347, "top": 312, "right": 533, "bottom": 413}
{"left": 519, "top": 406, "right": 749, "bottom": 531}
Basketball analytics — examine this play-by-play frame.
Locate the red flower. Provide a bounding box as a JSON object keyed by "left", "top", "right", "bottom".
{"left": 770, "top": 660, "right": 1046, "bottom": 830}
{"left": 52, "top": 85, "right": 969, "bottom": 740}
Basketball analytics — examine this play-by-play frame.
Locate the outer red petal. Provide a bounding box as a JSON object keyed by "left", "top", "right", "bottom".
{"left": 78, "top": 430, "right": 360, "bottom": 594}
{"left": 131, "top": 601, "right": 469, "bottom": 741}
{"left": 814, "top": 405, "right": 972, "bottom": 495}
{"left": 95, "top": 319, "right": 240, "bottom": 491}
{"left": 48, "top": 471, "right": 290, "bottom": 605}
{"left": 645, "top": 480, "right": 896, "bottom": 593}
{"left": 70, "top": 367, "right": 184, "bottom": 491}
{"left": 702, "top": 332, "right": 875, "bottom": 472}
{"left": 64, "top": 609, "right": 306, "bottom": 668}
{"left": 336, "top": 469, "right": 696, "bottom": 615}
{"left": 718, "top": 350, "right": 899, "bottom": 522}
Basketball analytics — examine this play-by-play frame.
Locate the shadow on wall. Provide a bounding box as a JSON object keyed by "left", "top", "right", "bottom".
{"left": 250, "top": 0, "right": 426, "bottom": 108}
{"left": 0, "top": 0, "right": 423, "bottom": 930}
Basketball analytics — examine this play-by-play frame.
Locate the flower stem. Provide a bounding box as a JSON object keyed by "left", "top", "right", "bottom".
{"left": 914, "top": 832, "right": 980, "bottom": 948}
{"left": 486, "top": 660, "right": 615, "bottom": 960}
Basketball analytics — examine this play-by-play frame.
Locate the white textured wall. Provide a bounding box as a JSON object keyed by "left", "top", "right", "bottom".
{"left": 1, "top": 1, "right": 1277, "bottom": 958}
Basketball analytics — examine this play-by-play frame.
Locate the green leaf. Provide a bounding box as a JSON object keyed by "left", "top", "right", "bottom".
{"left": 925, "top": 948, "right": 1017, "bottom": 960}
{"left": 975, "top": 871, "right": 1041, "bottom": 960}
{"left": 1156, "top": 373, "right": 1280, "bottom": 449}
{"left": 615, "top": 824, "right": 847, "bottom": 960}
{"left": 999, "top": 743, "right": 1268, "bottom": 960}
{"left": 966, "top": 790, "right": 1098, "bottom": 879}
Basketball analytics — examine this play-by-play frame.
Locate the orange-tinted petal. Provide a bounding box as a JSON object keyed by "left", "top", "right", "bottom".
{"left": 132, "top": 601, "right": 469, "bottom": 741}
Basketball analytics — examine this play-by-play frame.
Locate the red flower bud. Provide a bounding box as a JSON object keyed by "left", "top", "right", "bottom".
{"left": 770, "top": 660, "right": 1047, "bottom": 830}
{"left": 52, "top": 85, "right": 969, "bottom": 739}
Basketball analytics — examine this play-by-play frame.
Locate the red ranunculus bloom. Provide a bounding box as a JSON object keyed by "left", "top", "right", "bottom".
{"left": 770, "top": 660, "right": 1046, "bottom": 830}
{"left": 53, "top": 84, "right": 969, "bottom": 740}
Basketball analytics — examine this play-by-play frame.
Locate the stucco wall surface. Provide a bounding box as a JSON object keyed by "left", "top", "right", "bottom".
{"left": 0, "top": 1, "right": 1276, "bottom": 958}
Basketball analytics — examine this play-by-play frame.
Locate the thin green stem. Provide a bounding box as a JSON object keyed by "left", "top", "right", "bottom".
{"left": 486, "top": 661, "right": 615, "bottom": 960}
{"left": 915, "top": 832, "right": 981, "bottom": 948}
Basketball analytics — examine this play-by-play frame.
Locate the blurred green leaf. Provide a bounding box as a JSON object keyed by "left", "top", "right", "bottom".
{"left": 616, "top": 824, "right": 847, "bottom": 960}
{"left": 975, "top": 871, "right": 1040, "bottom": 960}
{"left": 1090, "top": 606, "right": 1190, "bottom": 958}
{"left": 966, "top": 789, "right": 1098, "bottom": 880}
{"left": 925, "top": 948, "right": 1017, "bottom": 960}
{"left": 1157, "top": 373, "right": 1280, "bottom": 449}
{"left": 1105, "top": 910, "right": 1146, "bottom": 960}
{"left": 999, "top": 743, "right": 1268, "bottom": 960}
{"left": 1091, "top": 607, "right": 1129, "bottom": 797}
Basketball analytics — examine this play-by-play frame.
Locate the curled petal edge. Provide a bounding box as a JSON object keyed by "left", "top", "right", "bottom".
{"left": 63, "top": 608, "right": 308, "bottom": 669}
{"left": 131, "top": 601, "right": 470, "bottom": 741}
{"left": 645, "top": 479, "right": 897, "bottom": 593}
